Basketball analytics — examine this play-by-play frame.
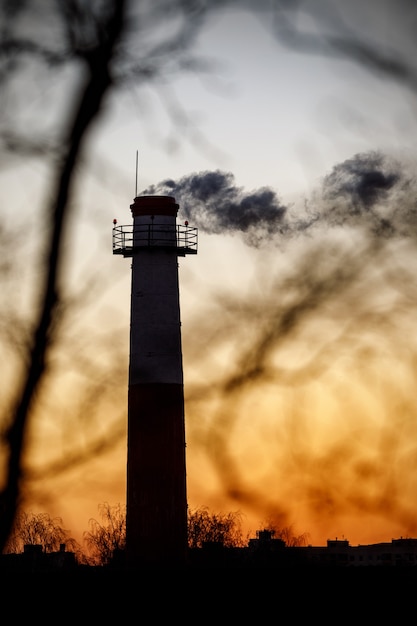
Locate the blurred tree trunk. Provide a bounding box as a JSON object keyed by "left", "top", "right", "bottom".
{"left": 0, "top": 0, "right": 126, "bottom": 554}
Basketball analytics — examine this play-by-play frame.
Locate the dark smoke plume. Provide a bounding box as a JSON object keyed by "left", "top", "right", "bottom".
{"left": 143, "top": 151, "right": 417, "bottom": 247}
{"left": 143, "top": 170, "right": 291, "bottom": 247}
{"left": 319, "top": 151, "right": 416, "bottom": 238}
{"left": 323, "top": 152, "right": 400, "bottom": 209}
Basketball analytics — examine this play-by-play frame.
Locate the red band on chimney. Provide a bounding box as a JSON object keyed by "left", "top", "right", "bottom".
{"left": 130, "top": 195, "right": 179, "bottom": 217}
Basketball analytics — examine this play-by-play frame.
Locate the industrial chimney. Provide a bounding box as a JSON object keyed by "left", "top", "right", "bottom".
{"left": 113, "top": 195, "right": 197, "bottom": 569}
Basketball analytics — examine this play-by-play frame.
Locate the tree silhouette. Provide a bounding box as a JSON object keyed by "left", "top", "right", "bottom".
{"left": 187, "top": 506, "right": 249, "bottom": 548}
{"left": 259, "top": 518, "right": 309, "bottom": 547}
{"left": 3, "top": 510, "right": 80, "bottom": 554}
{"left": 83, "top": 502, "right": 126, "bottom": 566}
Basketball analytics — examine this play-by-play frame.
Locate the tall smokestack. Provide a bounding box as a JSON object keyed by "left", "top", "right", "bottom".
{"left": 113, "top": 195, "right": 197, "bottom": 569}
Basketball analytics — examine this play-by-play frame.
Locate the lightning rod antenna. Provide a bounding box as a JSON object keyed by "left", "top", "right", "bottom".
{"left": 135, "top": 150, "right": 138, "bottom": 198}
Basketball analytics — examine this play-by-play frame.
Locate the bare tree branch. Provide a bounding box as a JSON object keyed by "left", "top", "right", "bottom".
{"left": 0, "top": 0, "right": 126, "bottom": 553}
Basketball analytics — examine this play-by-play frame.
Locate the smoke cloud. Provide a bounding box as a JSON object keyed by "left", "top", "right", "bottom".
{"left": 323, "top": 151, "right": 400, "bottom": 209}
{"left": 318, "top": 151, "right": 416, "bottom": 238}
{"left": 143, "top": 150, "right": 417, "bottom": 245}
{"left": 143, "top": 170, "right": 290, "bottom": 246}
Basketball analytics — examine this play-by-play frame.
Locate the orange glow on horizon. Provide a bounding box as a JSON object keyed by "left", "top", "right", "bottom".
{"left": 11, "top": 209, "right": 417, "bottom": 550}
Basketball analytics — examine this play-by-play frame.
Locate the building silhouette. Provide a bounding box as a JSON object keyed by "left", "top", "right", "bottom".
{"left": 3, "top": 532, "right": 417, "bottom": 572}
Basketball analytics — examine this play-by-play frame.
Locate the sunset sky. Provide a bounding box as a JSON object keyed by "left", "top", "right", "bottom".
{"left": 2, "top": 0, "right": 417, "bottom": 549}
